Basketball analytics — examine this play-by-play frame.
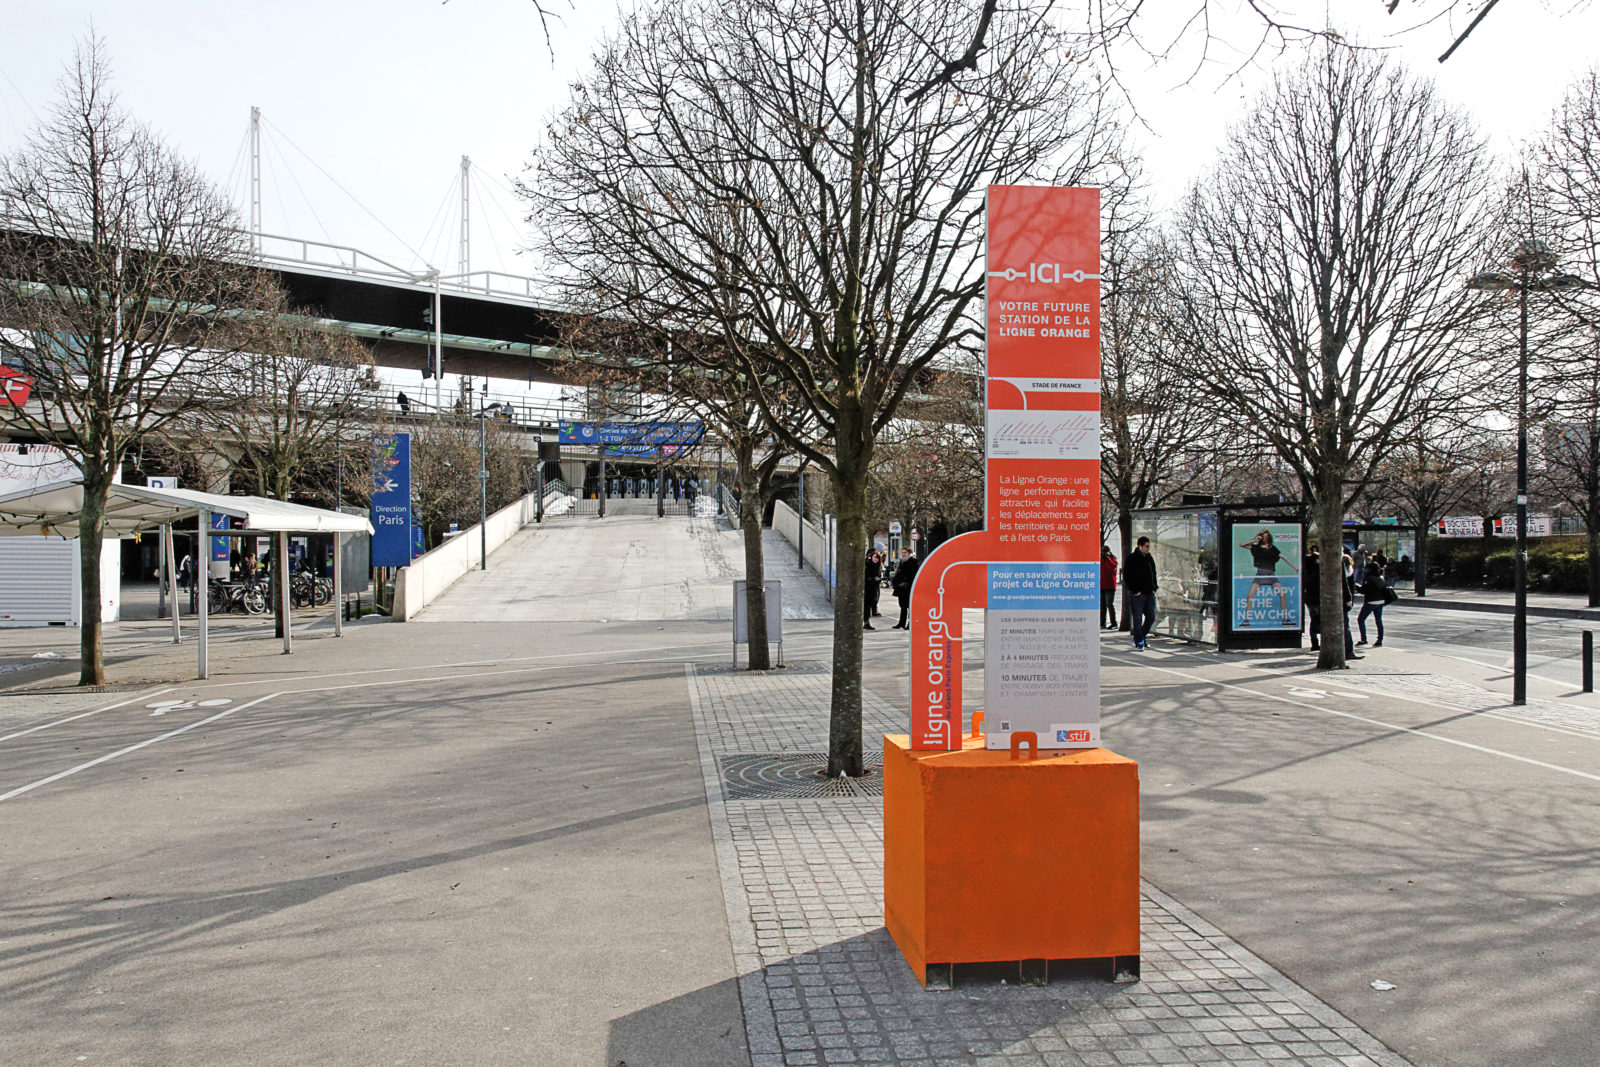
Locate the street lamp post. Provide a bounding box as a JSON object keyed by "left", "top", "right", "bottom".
{"left": 478, "top": 380, "right": 489, "bottom": 571}
{"left": 1468, "top": 239, "right": 1589, "bottom": 706}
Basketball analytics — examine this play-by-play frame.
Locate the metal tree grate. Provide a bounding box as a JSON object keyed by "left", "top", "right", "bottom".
{"left": 5, "top": 681, "right": 174, "bottom": 696}
{"left": 696, "top": 661, "right": 829, "bottom": 676}
{"left": 719, "top": 753, "right": 883, "bottom": 800}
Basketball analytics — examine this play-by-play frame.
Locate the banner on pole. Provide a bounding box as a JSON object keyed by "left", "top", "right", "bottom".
{"left": 371, "top": 433, "right": 413, "bottom": 567}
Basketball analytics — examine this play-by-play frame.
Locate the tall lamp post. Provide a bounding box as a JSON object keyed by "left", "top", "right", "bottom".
{"left": 477, "top": 380, "right": 490, "bottom": 571}
{"left": 1467, "top": 239, "right": 1588, "bottom": 706}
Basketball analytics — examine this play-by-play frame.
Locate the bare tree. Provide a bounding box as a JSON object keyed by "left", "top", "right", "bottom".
{"left": 1363, "top": 407, "right": 1488, "bottom": 596}
{"left": 1100, "top": 228, "right": 1207, "bottom": 627}
{"left": 0, "top": 38, "right": 271, "bottom": 685}
{"left": 557, "top": 318, "right": 812, "bottom": 670}
{"left": 1071, "top": 0, "right": 1578, "bottom": 79}
{"left": 1170, "top": 42, "right": 1494, "bottom": 668}
{"left": 529, "top": 0, "right": 1123, "bottom": 775}
{"left": 867, "top": 357, "right": 985, "bottom": 541}
{"left": 409, "top": 415, "right": 528, "bottom": 549}
{"left": 191, "top": 301, "right": 387, "bottom": 633}
{"left": 1536, "top": 67, "right": 1600, "bottom": 309}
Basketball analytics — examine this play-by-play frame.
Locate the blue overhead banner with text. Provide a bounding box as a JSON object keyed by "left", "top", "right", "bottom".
{"left": 557, "top": 421, "right": 704, "bottom": 447}
{"left": 371, "top": 433, "right": 413, "bottom": 567}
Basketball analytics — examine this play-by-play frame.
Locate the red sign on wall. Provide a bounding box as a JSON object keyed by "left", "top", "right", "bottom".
{"left": 908, "top": 186, "right": 1101, "bottom": 751}
{"left": 0, "top": 367, "right": 32, "bottom": 407}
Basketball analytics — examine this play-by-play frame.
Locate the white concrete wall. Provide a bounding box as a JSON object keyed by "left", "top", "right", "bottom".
{"left": 392, "top": 486, "right": 567, "bottom": 621}
{"left": 771, "top": 500, "right": 829, "bottom": 578}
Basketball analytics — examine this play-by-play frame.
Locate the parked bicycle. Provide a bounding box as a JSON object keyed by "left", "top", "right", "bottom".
{"left": 290, "top": 565, "right": 333, "bottom": 608}
{"left": 208, "top": 576, "right": 267, "bottom": 615}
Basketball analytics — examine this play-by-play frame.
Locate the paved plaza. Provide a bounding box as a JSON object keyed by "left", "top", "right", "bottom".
{"left": 1, "top": 526, "right": 1599, "bottom": 1065}
{"left": 688, "top": 665, "right": 1407, "bottom": 1067}
{"left": 418, "top": 513, "right": 834, "bottom": 623}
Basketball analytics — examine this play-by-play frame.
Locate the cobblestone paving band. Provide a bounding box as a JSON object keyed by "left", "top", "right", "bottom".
{"left": 687, "top": 663, "right": 1411, "bottom": 1067}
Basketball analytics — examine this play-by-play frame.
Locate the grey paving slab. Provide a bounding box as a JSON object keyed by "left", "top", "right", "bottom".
{"left": 686, "top": 665, "right": 1409, "bottom": 1067}
{"left": 419, "top": 514, "right": 834, "bottom": 623}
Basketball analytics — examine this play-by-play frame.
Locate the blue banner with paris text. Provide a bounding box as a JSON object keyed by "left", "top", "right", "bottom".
{"left": 370, "top": 433, "right": 413, "bottom": 567}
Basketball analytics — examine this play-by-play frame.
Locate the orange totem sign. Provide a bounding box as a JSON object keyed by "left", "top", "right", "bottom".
{"left": 909, "top": 186, "right": 1100, "bottom": 751}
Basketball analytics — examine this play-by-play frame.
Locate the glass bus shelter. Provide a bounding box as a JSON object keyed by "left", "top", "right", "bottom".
{"left": 1131, "top": 501, "right": 1308, "bottom": 652}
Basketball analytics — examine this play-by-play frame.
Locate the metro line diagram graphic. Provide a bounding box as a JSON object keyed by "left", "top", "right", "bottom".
{"left": 987, "top": 411, "right": 1099, "bottom": 460}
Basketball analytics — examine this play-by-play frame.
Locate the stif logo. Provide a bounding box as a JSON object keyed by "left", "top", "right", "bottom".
{"left": 1056, "top": 729, "right": 1092, "bottom": 743}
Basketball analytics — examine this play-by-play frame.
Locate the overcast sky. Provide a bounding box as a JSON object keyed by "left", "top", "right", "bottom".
{"left": 2, "top": 1, "right": 1597, "bottom": 282}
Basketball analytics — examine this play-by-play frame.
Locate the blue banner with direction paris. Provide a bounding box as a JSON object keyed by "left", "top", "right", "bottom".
{"left": 370, "top": 433, "right": 413, "bottom": 567}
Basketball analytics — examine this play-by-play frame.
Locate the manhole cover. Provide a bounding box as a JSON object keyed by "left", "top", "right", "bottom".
{"left": 720, "top": 753, "right": 883, "bottom": 799}
{"left": 697, "top": 660, "right": 829, "bottom": 675}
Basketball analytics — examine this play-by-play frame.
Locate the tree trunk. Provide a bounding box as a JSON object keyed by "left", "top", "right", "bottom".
{"left": 1118, "top": 508, "right": 1134, "bottom": 632}
{"left": 1414, "top": 527, "right": 1429, "bottom": 598}
{"left": 1588, "top": 519, "right": 1600, "bottom": 608}
{"left": 826, "top": 464, "right": 869, "bottom": 778}
{"left": 1315, "top": 486, "right": 1347, "bottom": 670}
{"left": 77, "top": 470, "right": 110, "bottom": 687}
{"left": 737, "top": 446, "right": 771, "bottom": 670}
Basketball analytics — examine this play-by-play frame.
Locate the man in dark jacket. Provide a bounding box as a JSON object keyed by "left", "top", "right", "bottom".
{"left": 1124, "top": 536, "right": 1157, "bottom": 649}
{"left": 890, "top": 548, "right": 920, "bottom": 630}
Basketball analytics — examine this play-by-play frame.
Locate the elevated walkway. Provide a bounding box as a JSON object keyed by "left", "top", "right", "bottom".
{"left": 417, "top": 514, "right": 832, "bottom": 623}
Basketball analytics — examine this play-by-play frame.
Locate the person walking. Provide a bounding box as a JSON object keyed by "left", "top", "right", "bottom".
{"left": 863, "top": 550, "right": 882, "bottom": 629}
{"left": 1342, "top": 552, "right": 1363, "bottom": 660}
{"left": 1125, "top": 536, "right": 1157, "bottom": 650}
{"left": 1100, "top": 544, "right": 1119, "bottom": 629}
{"left": 1303, "top": 543, "right": 1321, "bottom": 650}
{"left": 1357, "top": 567, "right": 1389, "bottom": 647}
{"left": 891, "top": 548, "right": 920, "bottom": 630}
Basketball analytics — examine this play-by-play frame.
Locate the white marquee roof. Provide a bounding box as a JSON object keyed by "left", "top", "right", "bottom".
{"left": 0, "top": 479, "right": 373, "bottom": 539}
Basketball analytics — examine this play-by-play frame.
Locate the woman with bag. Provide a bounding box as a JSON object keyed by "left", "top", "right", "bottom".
{"left": 1357, "top": 568, "right": 1391, "bottom": 647}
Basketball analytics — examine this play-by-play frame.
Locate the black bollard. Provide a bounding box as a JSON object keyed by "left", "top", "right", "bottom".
{"left": 1584, "top": 631, "right": 1593, "bottom": 694}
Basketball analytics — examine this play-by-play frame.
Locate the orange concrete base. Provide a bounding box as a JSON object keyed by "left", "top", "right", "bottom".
{"left": 883, "top": 734, "right": 1140, "bottom": 987}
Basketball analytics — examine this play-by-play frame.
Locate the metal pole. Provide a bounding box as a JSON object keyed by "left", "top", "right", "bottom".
{"left": 460, "top": 155, "right": 471, "bottom": 277}
{"left": 479, "top": 394, "right": 489, "bottom": 571}
{"left": 249, "top": 107, "right": 261, "bottom": 256}
{"left": 197, "top": 509, "right": 210, "bottom": 679}
{"left": 1584, "top": 630, "right": 1593, "bottom": 693}
{"left": 536, "top": 449, "right": 545, "bottom": 524}
{"left": 656, "top": 447, "right": 667, "bottom": 518}
{"left": 163, "top": 523, "right": 181, "bottom": 644}
{"left": 157, "top": 520, "right": 168, "bottom": 619}
{"left": 333, "top": 533, "right": 344, "bottom": 638}
{"left": 1515, "top": 277, "right": 1528, "bottom": 706}
{"left": 279, "top": 530, "right": 292, "bottom": 655}
{"left": 433, "top": 273, "right": 443, "bottom": 412}
{"left": 797, "top": 464, "right": 805, "bottom": 568}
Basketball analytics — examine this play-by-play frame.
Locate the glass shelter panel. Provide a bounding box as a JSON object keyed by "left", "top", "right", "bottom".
{"left": 1132, "top": 509, "right": 1218, "bottom": 644}
{"left": 1339, "top": 526, "right": 1419, "bottom": 591}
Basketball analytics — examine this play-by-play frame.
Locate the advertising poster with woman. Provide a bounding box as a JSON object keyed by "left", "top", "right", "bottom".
{"left": 1231, "top": 524, "right": 1301, "bottom": 630}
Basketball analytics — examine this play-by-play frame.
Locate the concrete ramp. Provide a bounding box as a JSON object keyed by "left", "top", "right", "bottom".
{"left": 417, "top": 514, "right": 833, "bottom": 622}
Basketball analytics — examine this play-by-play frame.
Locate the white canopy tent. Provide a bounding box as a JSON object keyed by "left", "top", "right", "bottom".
{"left": 0, "top": 479, "right": 374, "bottom": 678}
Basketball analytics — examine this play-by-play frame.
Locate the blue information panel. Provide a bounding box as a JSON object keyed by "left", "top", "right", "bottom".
{"left": 371, "top": 433, "right": 413, "bottom": 567}
{"left": 210, "top": 512, "right": 231, "bottom": 566}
